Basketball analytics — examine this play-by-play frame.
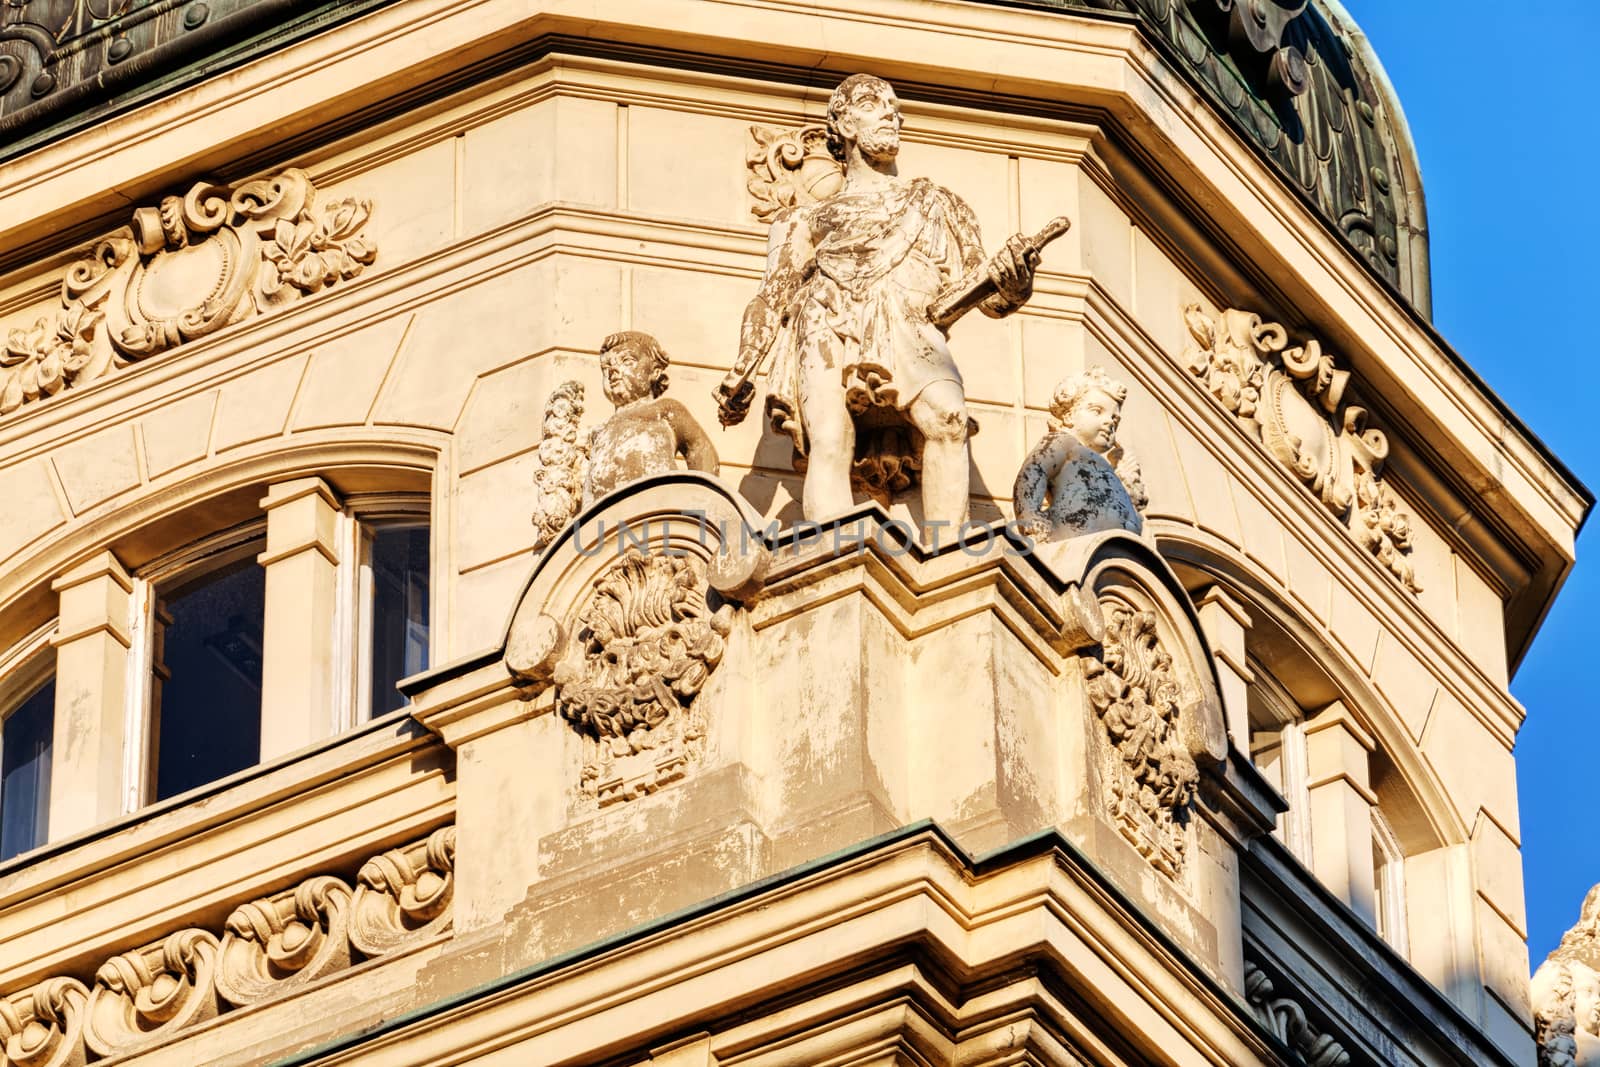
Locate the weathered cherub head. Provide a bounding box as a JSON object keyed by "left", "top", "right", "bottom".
{"left": 599, "top": 331, "right": 670, "bottom": 406}
{"left": 1049, "top": 366, "right": 1128, "bottom": 455}
{"left": 825, "top": 73, "right": 902, "bottom": 165}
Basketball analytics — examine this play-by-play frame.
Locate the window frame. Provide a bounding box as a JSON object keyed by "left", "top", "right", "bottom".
{"left": 126, "top": 519, "right": 267, "bottom": 810}
{"left": 0, "top": 623, "right": 61, "bottom": 860}
{"left": 1246, "top": 662, "right": 1313, "bottom": 866}
{"left": 335, "top": 492, "right": 432, "bottom": 729}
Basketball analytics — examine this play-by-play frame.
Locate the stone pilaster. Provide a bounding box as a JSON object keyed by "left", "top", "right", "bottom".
{"left": 1303, "top": 700, "right": 1378, "bottom": 922}
{"left": 257, "top": 477, "right": 343, "bottom": 760}
{"left": 48, "top": 552, "right": 134, "bottom": 837}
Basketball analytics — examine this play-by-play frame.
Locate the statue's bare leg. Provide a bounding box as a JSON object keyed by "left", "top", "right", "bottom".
{"left": 908, "top": 379, "right": 971, "bottom": 535}
{"left": 799, "top": 359, "right": 857, "bottom": 521}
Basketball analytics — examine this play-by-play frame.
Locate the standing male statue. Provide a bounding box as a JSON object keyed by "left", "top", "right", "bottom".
{"left": 716, "top": 73, "right": 1065, "bottom": 532}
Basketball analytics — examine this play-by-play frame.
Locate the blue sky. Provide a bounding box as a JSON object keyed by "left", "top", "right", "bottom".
{"left": 1340, "top": 1, "right": 1599, "bottom": 965}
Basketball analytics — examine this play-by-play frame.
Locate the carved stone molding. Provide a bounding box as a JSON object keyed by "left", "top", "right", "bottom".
{"left": 554, "top": 550, "right": 733, "bottom": 807}
{"left": 0, "top": 826, "right": 454, "bottom": 1065}
{"left": 1182, "top": 304, "right": 1420, "bottom": 592}
{"left": 1, "top": 167, "right": 376, "bottom": 417}
{"left": 215, "top": 875, "right": 353, "bottom": 1007}
{"left": 1243, "top": 959, "right": 1353, "bottom": 1066}
{"left": 745, "top": 124, "right": 844, "bottom": 223}
{"left": 0, "top": 977, "right": 89, "bottom": 1067}
{"left": 1084, "top": 596, "right": 1199, "bottom": 877}
{"left": 84, "top": 929, "right": 219, "bottom": 1057}
{"left": 350, "top": 827, "right": 457, "bottom": 958}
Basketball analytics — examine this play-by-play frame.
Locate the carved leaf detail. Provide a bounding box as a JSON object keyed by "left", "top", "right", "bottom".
{"left": 1084, "top": 601, "right": 1196, "bottom": 877}
{"left": 85, "top": 930, "right": 220, "bottom": 1057}
{"left": 556, "top": 551, "right": 732, "bottom": 806}
{"left": 350, "top": 827, "right": 456, "bottom": 957}
{"left": 745, "top": 124, "right": 844, "bottom": 222}
{"left": 531, "top": 381, "right": 590, "bottom": 552}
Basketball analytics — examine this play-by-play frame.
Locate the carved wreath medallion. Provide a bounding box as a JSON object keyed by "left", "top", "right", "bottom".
{"left": 554, "top": 550, "right": 733, "bottom": 807}
{"left": 1, "top": 168, "right": 376, "bottom": 417}
{"left": 1084, "top": 598, "right": 1198, "bottom": 878}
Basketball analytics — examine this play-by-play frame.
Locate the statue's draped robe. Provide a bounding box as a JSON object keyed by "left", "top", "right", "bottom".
{"left": 759, "top": 177, "right": 991, "bottom": 455}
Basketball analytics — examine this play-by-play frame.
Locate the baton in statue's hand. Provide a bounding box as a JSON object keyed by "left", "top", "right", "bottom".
{"left": 927, "top": 215, "right": 1072, "bottom": 332}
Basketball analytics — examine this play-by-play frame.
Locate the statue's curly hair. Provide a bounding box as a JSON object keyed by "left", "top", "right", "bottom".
{"left": 600, "top": 331, "right": 670, "bottom": 397}
{"left": 826, "top": 73, "right": 897, "bottom": 162}
{"left": 1050, "top": 365, "right": 1128, "bottom": 427}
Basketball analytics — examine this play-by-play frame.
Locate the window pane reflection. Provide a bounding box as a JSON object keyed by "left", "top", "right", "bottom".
{"left": 154, "top": 558, "right": 265, "bottom": 801}
{"left": 1, "top": 680, "right": 54, "bottom": 861}
{"left": 368, "top": 525, "right": 429, "bottom": 717}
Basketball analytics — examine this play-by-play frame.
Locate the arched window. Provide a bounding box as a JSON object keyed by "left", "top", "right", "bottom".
{"left": 120, "top": 488, "right": 433, "bottom": 805}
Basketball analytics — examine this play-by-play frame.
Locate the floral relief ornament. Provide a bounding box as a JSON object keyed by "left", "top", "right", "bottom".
{"left": 1, "top": 167, "right": 377, "bottom": 416}
{"left": 553, "top": 550, "right": 734, "bottom": 807}
{"left": 1084, "top": 598, "right": 1199, "bottom": 878}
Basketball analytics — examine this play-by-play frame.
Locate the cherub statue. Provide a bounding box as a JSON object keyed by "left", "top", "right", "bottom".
{"left": 1013, "top": 365, "right": 1148, "bottom": 542}
{"left": 531, "top": 331, "right": 720, "bottom": 551}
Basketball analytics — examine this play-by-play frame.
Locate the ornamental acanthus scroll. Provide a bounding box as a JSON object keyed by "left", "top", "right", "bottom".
{"left": 1182, "top": 304, "right": 1420, "bottom": 592}
{"left": 1, "top": 167, "right": 377, "bottom": 417}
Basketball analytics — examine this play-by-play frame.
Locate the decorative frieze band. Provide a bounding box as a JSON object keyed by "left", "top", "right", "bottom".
{"left": 1, "top": 168, "right": 377, "bottom": 417}
{"left": 1244, "top": 959, "right": 1354, "bottom": 1067}
{"left": 1182, "top": 305, "right": 1420, "bottom": 593}
{"left": 0, "top": 825, "right": 452, "bottom": 1064}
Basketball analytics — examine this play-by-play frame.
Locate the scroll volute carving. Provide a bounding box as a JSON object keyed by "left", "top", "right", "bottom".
{"left": 1183, "top": 304, "right": 1420, "bottom": 593}
{"left": 0, "top": 978, "right": 89, "bottom": 1067}
{"left": 1, "top": 168, "right": 376, "bottom": 417}
{"left": 745, "top": 124, "right": 844, "bottom": 223}
{"left": 84, "top": 930, "right": 220, "bottom": 1057}
{"left": 350, "top": 827, "right": 456, "bottom": 957}
{"left": 215, "top": 876, "right": 354, "bottom": 1007}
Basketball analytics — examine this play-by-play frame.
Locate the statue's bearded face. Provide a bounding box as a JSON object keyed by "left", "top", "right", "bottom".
{"left": 839, "top": 82, "right": 902, "bottom": 163}
{"left": 1064, "top": 388, "right": 1122, "bottom": 454}
{"left": 600, "top": 341, "right": 656, "bottom": 406}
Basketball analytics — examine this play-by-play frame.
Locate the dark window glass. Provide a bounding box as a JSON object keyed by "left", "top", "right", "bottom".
{"left": 154, "top": 558, "right": 265, "bottom": 801}
{"left": 1, "top": 680, "right": 54, "bottom": 861}
{"left": 369, "top": 525, "right": 429, "bottom": 717}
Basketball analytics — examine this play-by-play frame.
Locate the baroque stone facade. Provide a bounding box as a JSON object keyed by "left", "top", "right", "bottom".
{"left": 0, "top": 4, "right": 1583, "bottom": 1067}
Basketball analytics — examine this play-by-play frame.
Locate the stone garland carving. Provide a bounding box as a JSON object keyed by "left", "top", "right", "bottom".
{"left": 1, "top": 168, "right": 377, "bottom": 417}
{"left": 1182, "top": 304, "right": 1420, "bottom": 592}
{"left": 531, "top": 381, "right": 589, "bottom": 552}
{"left": 0, "top": 826, "right": 452, "bottom": 1063}
{"left": 553, "top": 551, "right": 733, "bottom": 807}
{"left": 1243, "top": 960, "right": 1353, "bottom": 1067}
{"left": 1083, "top": 598, "right": 1198, "bottom": 878}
